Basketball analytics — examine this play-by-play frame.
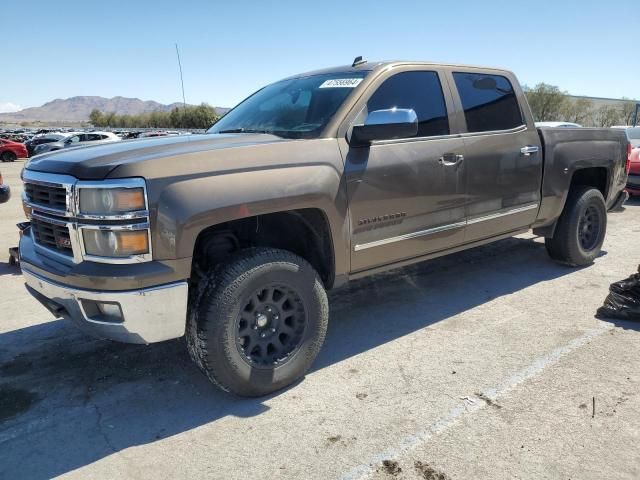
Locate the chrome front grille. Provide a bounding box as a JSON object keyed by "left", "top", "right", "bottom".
{"left": 24, "top": 182, "right": 68, "bottom": 211}
{"left": 30, "top": 216, "right": 73, "bottom": 256}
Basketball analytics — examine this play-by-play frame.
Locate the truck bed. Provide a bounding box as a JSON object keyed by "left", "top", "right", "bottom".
{"left": 534, "top": 127, "right": 628, "bottom": 229}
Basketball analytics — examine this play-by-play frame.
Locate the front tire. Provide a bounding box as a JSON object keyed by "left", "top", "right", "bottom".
{"left": 187, "top": 248, "right": 329, "bottom": 397}
{"left": 545, "top": 186, "right": 607, "bottom": 266}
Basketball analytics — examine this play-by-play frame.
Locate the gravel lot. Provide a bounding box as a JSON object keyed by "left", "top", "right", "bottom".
{"left": 1, "top": 159, "right": 639, "bottom": 480}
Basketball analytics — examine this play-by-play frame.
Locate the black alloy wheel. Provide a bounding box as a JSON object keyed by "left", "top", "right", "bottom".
{"left": 235, "top": 284, "right": 307, "bottom": 368}
{"left": 578, "top": 205, "right": 602, "bottom": 252}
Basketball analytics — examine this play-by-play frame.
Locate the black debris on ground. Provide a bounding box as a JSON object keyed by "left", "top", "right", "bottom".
{"left": 596, "top": 266, "right": 640, "bottom": 321}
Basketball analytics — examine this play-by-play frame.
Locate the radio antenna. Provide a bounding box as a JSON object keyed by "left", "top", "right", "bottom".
{"left": 175, "top": 43, "right": 187, "bottom": 110}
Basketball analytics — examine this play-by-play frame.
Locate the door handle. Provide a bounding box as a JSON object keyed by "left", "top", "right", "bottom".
{"left": 439, "top": 153, "right": 464, "bottom": 166}
{"left": 520, "top": 145, "right": 540, "bottom": 156}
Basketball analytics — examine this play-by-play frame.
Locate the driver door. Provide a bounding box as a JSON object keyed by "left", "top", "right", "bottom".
{"left": 341, "top": 69, "right": 467, "bottom": 273}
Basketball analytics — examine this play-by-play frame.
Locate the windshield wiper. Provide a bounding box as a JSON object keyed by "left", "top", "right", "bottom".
{"left": 217, "top": 128, "right": 272, "bottom": 134}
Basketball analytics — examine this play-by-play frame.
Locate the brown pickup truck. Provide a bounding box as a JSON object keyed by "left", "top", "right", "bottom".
{"left": 20, "top": 59, "right": 630, "bottom": 396}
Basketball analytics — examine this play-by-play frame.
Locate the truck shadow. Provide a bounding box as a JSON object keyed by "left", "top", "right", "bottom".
{"left": 0, "top": 261, "right": 22, "bottom": 277}
{"left": 0, "top": 235, "right": 591, "bottom": 479}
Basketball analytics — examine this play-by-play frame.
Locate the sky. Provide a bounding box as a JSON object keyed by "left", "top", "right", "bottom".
{"left": 2, "top": 0, "right": 638, "bottom": 112}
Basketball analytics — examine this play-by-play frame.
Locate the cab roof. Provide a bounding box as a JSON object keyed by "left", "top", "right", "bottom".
{"left": 284, "top": 60, "right": 511, "bottom": 80}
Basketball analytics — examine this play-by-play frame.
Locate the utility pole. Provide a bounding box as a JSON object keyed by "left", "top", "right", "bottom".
{"left": 175, "top": 43, "right": 187, "bottom": 110}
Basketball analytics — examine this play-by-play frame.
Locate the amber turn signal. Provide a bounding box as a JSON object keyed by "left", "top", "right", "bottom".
{"left": 117, "top": 230, "right": 149, "bottom": 255}
{"left": 114, "top": 189, "right": 146, "bottom": 212}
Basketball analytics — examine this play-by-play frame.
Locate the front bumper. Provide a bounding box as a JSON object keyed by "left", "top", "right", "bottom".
{"left": 22, "top": 266, "right": 188, "bottom": 344}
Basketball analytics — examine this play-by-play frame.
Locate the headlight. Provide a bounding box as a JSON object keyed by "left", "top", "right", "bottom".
{"left": 83, "top": 229, "right": 150, "bottom": 258}
{"left": 79, "top": 187, "right": 146, "bottom": 215}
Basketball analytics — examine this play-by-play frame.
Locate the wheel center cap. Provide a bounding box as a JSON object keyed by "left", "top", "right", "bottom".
{"left": 256, "top": 313, "right": 269, "bottom": 328}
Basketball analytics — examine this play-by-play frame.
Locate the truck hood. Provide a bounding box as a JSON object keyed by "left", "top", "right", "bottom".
{"left": 25, "top": 133, "right": 288, "bottom": 180}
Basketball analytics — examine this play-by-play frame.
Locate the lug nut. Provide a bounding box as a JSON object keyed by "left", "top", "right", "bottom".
{"left": 253, "top": 325, "right": 258, "bottom": 330}
{"left": 261, "top": 333, "right": 266, "bottom": 338}
{"left": 271, "top": 328, "right": 276, "bottom": 333}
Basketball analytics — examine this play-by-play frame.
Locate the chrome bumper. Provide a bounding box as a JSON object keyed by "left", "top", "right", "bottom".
{"left": 22, "top": 267, "right": 188, "bottom": 344}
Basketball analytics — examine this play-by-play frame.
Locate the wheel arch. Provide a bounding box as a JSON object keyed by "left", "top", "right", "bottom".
{"left": 533, "top": 166, "right": 609, "bottom": 238}
{"left": 191, "top": 208, "right": 336, "bottom": 288}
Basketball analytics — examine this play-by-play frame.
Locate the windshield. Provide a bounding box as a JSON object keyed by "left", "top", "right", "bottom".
{"left": 208, "top": 72, "right": 368, "bottom": 139}
{"left": 627, "top": 127, "right": 640, "bottom": 140}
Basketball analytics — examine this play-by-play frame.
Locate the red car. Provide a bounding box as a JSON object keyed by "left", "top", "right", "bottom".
{"left": 0, "top": 139, "right": 28, "bottom": 162}
{"left": 627, "top": 146, "right": 640, "bottom": 196}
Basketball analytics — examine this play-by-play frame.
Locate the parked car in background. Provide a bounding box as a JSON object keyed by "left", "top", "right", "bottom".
{"left": 25, "top": 134, "right": 66, "bottom": 157}
{"left": 0, "top": 171, "right": 10, "bottom": 203}
{"left": 33, "top": 131, "right": 121, "bottom": 155}
{"left": 612, "top": 126, "right": 640, "bottom": 148}
{"left": 0, "top": 138, "right": 28, "bottom": 162}
{"left": 137, "top": 131, "right": 172, "bottom": 138}
{"left": 1, "top": 133, "right": 31, "bottom": 143}
{"left": 535, "top": 121, "right": 582, "bottom": 128}
{"left": 626, "top": 146, "right": 640, "bottom": 196}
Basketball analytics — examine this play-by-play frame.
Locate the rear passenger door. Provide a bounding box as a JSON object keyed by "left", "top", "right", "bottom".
{"left": 342, "top": 68, "right": 467, "bottom": 272}
{"left": 447, "top": 70, "right": 542, "bottom": 242}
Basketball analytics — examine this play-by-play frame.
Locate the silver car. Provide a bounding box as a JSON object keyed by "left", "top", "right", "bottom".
{"left": 612, "top": 126, "right": 640, "bottom": 148}
{"left": 34, "top": 131, "right": 121, "bottom": 155}
{"left": 535, "top": 121, "right": 582, "bottom": 128}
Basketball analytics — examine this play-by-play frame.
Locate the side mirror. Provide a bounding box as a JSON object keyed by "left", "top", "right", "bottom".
{"left": 351, "top": 108, "right": 418, "bottom": 146}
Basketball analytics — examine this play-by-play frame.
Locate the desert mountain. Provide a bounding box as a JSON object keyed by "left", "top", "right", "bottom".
{"left": 0, "top": 96, "right": 229, "bottom": 123}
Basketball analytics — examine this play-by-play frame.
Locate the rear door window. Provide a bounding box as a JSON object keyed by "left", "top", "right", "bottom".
{"left": 453, "top": 72, "right": 523, "bottom": 133}
{"left": 367, "top": 71, "right": 450, "bottom": 138}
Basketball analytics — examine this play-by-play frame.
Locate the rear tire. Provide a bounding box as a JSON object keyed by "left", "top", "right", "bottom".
{"left": 545, "top": 186, "right": 606, "bottom": 266}
{"left": 186, "top": 247, "right": 329, "bottom": 397}
{"left": 1, "top": 151, "right": 17, "bottom": 162}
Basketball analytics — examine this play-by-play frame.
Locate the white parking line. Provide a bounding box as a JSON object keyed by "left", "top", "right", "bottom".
{"left": 340, "top": 322, "right": 613, "bottom": 480}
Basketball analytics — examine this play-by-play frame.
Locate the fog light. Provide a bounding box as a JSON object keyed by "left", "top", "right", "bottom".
{"left": 80, "top": 299, "right": 124, "bottom": 323}
{"left": 98, "top": 302, "right": 123, "bottom": 320}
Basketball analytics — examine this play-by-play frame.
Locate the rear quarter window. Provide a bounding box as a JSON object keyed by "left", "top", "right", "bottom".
{"left": 453, "top": 72, "right": 523, "bottom": 133}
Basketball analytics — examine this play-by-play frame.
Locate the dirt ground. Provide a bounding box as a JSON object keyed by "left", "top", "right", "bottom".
{"left": 1, "top": 159, "right": 638, "bottom": 479}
